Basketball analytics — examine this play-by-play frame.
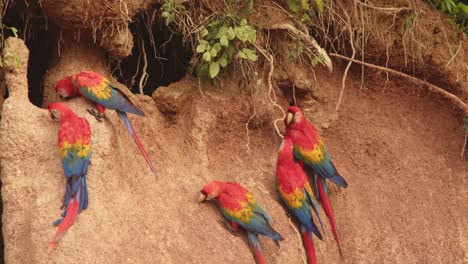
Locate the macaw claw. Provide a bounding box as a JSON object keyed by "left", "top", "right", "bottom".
{"left": 218, "top": 220, "right": 239, "bottom": 236}
{"left": 87, "top": 108, "right": 103, "bottom": 122}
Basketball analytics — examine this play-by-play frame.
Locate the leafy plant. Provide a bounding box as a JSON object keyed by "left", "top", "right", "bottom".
{"left": 161, "top": 0, "right": 186, "bottom": 26}
{"left": 284, "top": 0, "right": 323, "bottom": 24}
{"left": 0, "top": 26, "right": 20, "bottom": 69}
{"left": 195, "top": 16, "right": 257, "bottom": 80}
{"left": 432, "top": 0, "right": 468, "bottom": 30}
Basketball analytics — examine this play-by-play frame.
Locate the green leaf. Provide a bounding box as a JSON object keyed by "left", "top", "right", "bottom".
{"left": 246, "top": 27, "right": 257, "bottom": 44}
{"left": 235, "top": 27, "right": 248, "bottom": 42}
{"left": 162, "top": 11, "right": 170, "bottom": 18}
{"left": 210, "top": 48, "right": 218, "bottom": 58}
{"left": 315, "top": 0, "right": 324, "bottom": 12}
{"left": 166, "top": 14, "right": 175, "bottom": 25}
{"left": 209, "top": 61, "right": 220, "bottom": 79}
{"left": 457, "top": 3, "right": 468, "bottom": 14}
{"left": 241, "top": 48, "right": 258, "bottom": 62}
{"left": 220, "top": 35, "right": 229, "bottom": 47}
{"left": 227, "top": 27, "right": 236, "bottom": 40}
{"left": 213, "top": 43, "right": 222, "bottom": 52}
{"left": 240, "top": 19, "right": 248, "bottom": 26}
{"left": 9, "top": 27, "right": 18, "bottom": 38}
{"left": 219, "top": 55, "right": 228, "bottom": 68}
{"left": 215, "top": 26, "right": 228, "bottom": 39}
{"left": 196, "top": 44, "right": 206, "bottom": 53}
{"left": 285, "top": 0, "right": 299, "bottom": 13}
{"left": 238, "top": 50, "right": 248, "bottom": 59}
{"left": 201, "top": 28, "right": 209, "bottom": 38}
{"left": 203, "top": 51, "right": 212, "bottom": 62}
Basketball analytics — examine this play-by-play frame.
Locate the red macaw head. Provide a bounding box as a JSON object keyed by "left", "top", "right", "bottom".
{"left": 284, "top": 106, "right": 305, "bottom": 127}
{"left": 48, "top": 102, "right": 77, "bottom": 123}
{"left": 55, "top": 76, "right": 77, "bottom": 99}
{"left": 198, "top": 181, "right": 224, "bottom": 203}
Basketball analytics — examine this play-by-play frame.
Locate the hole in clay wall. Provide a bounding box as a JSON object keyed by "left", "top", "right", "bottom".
{"left": 112, "top": 9, "right": 193, "bottom": 96}
{"left": 2, "top": 1, "right": 55, "bottom": 108}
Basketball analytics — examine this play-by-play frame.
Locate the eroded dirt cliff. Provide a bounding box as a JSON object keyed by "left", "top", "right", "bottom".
{"left": 0, "top": 35, "right": 466, "bottom": 263}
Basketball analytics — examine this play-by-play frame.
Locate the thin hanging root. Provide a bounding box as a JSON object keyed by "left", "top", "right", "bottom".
{"left": 335, "top": 21, "right": 356, "bottom": 112}
{"left": 288, "top": 217, "right": 307, "bottom": 264}
{"left": 57, "top": 30, "right": 63, "bottom": 57}
{"left": 446, "top": 40, "right": 462, "bottom": 67}
{"left": 138, "top": 36, "right": 149, "bottom": 95}
{"left": 268, "top": 23, "right": 333, "bottom": 73}
{"left": 462, "top": 132, "right": 467, "bottom": 157}
{"left": 253, "top": 44, "right": 285, "bottom": 139}
{"left": 330, "top": 53, "right": 468, "bottom": 114}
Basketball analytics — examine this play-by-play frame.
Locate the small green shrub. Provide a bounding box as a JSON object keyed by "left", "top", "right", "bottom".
{"left": 284, "top": 0, "right": 323, "bottom": 24}
{"left": 195, "top": 16, "right": 257, "bottom": 80}
{"left": 0, "top": 25, "right": 20, "bottom": 69}
{"left": 161, "top": 0, "right": 186, "bottom": 26}
{"left": 432, "top": 0, "right": 468, "bottom": 30}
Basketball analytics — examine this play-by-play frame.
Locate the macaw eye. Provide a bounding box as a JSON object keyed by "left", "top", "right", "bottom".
{"left": 50, "top": 110, "right": 60, "bottom": 120}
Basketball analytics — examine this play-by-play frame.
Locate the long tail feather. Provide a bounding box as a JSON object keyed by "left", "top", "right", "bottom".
{"left": 306, "top": 187, "right": 326, "bottom": 236}
{"left": 117, "top": 111, "right": 158, "bottom": 177}
{"left": 301, "top": 228, "right": 317, "bottom": 264}
{"left": 317, "top": 176, "right": 343, "bottom": 255}
{"left": 247, "top": 232, "right": 267, "bottom": 264}
{"left": 49, "top": 186, "right": 81, "bottom": 251}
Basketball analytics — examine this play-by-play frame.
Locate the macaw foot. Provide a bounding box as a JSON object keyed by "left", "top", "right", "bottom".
{"left": 87, "top": 108, "right": 104, "bottom": 122}
{"left": 218, "top": 220, "right": 239, "bottom": 236}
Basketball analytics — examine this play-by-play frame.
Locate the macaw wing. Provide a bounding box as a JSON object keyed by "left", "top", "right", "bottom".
{"left": 61, "top": 143, "right": 90, "bottom": 197}
{"left": 243, "top": 205, "right": 282, "bottom": 240}
{"left": 220, "top": 202, "right": 280, "bottom": 240}
{"left": 278, "top": 183, "right": 312, "bottom": 225}
{"left": 293, "top": 143, "right": 348, "bottom": 188}
{"left": 277, "top": 181, "right": 323, "bottom": 239}
{"left": 78, "top": 84, "right": 144, "bottom": 116}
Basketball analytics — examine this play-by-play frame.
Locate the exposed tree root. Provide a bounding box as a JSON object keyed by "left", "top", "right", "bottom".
{"left": 335, "top": 10, "right": 356, "bottom": 112}
{"left": 462, "top": 132, "right": 467, "bottom": 157}
{"left": 138, "top": 36, "right": 149, "bottom": 95}
{"left": 330, "top": 53, "right": 468, "bottom": 114}
{"left": 253, "top": 43, "right": 285, "bottom": 139}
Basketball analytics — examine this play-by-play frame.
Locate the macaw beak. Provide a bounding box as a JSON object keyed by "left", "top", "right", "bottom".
{"left": 286, "top": 112, "right": 294, "bottom": 125}
{"left": 198, "top": 193, "right": 207, "bottom": 204}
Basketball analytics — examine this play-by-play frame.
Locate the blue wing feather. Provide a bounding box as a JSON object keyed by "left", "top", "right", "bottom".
{"left": 79, "top": 85, "right": 144, "bottom": 116}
